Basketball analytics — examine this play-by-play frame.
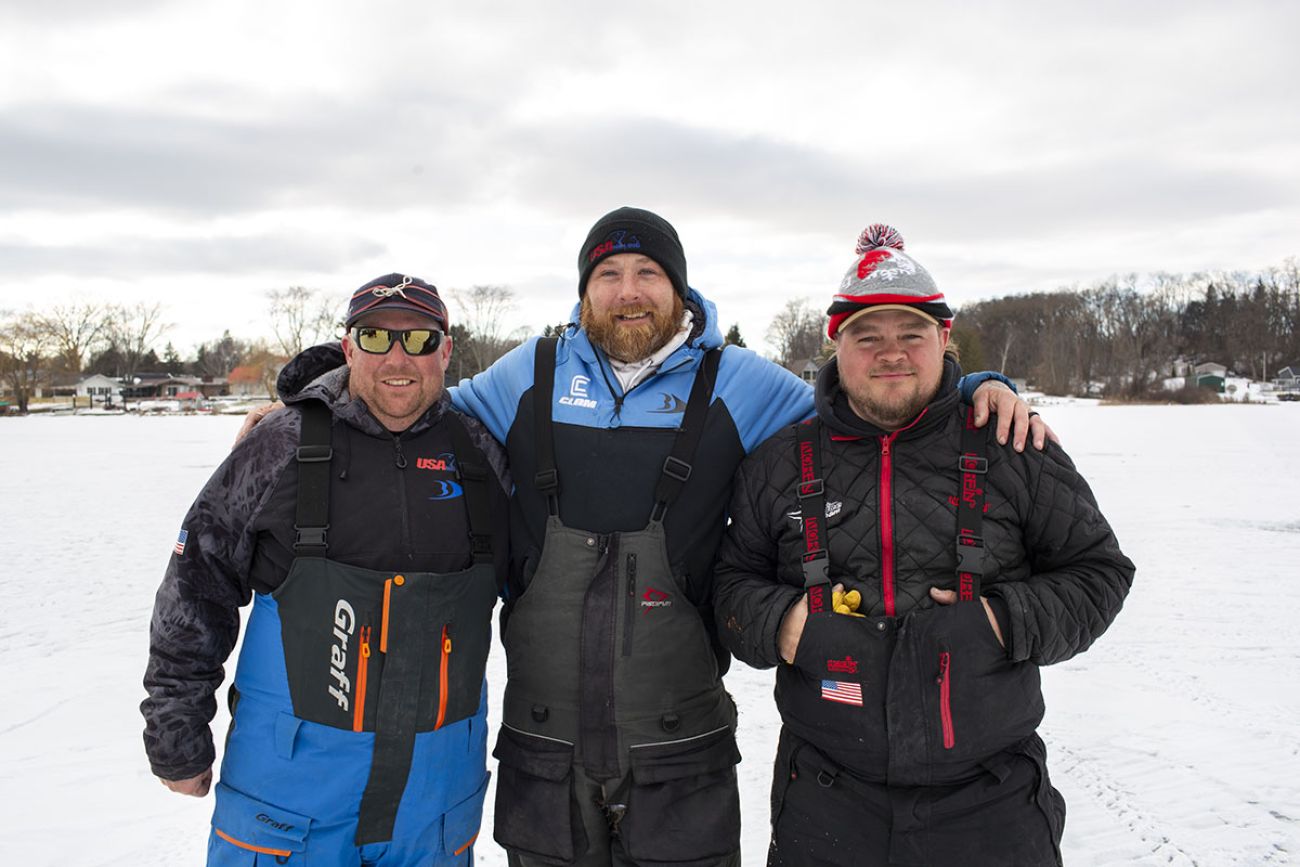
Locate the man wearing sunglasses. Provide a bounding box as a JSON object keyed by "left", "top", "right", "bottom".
{"left": 142, "top": 274, "right": 510, "bottom": 866}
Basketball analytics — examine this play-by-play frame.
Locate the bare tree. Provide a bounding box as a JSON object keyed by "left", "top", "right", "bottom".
{"left": 40, "top": 303, "right": 106, "bottom": 374}
{"left": 268, "top": 287, "right": 340, "bottom": 357}
{"left": 0, "top": 310, "right": 52, "bottom": 413}
{"left": 194, "top": 330, "right": 252, "bottom": 379}
{"left": 450, "top": 285, "right": 517, "bottom": 376}
{"left": 766, "top": 297, "right": 829, "bottom": 369}
{"left": 104, "top": 302, "right": 170, "bottom": 381}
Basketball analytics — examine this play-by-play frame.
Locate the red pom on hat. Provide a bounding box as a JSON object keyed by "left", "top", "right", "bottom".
{"left": 855, "top": 224, "right": 905, "bottom": 255}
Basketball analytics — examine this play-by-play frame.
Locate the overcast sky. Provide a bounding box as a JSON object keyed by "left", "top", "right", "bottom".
{"left": 1, "top": 0, "right": 1296, "bottom": 357}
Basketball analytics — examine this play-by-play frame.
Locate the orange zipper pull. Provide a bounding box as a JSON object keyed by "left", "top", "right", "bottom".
{"left": 435, "top": 625, "right": 451, "bottom": 730}
{"left": 353, "top": 626, "right": 371, "bottom": 732}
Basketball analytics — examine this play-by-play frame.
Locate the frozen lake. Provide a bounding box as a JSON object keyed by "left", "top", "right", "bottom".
{"left": 2, "top": 403, "right": 1298, "bottom": 865}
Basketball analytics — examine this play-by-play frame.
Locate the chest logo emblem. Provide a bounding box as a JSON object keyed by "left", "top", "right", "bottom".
{"left": 559, "top": 374, "right": 598, "bottom": 409}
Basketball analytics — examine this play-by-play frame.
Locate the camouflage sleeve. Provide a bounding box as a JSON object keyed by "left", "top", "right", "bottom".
{"left": 140, "top": 409, "right": 300, "bottom": 780}
{"left": 454, "top": 408, "right": 512, "bottom": 494}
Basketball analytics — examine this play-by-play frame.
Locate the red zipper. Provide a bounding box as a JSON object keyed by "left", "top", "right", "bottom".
{"left": 352, "top": 626, "right": 371, "bottom": 733}
{"left": 877, "top": 408, "right": 929, "bottom": 617}
{"left": 879, "top": 433, "right": 898, "bottom": 616}
{"left": 937, "top": 651, "right": 954, "bottom": 749}
{"left": 435, "top": 625, "right": 451, "bottom": 730}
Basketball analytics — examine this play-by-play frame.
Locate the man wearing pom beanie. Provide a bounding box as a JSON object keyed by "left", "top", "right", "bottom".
{"left": 713, "top": 226, "right": 1134, "bottom": 866}
{"left": 244, "top": 210, "right": 1050, "bottom": 865}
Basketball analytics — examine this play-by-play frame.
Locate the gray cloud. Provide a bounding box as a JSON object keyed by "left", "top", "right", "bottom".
{"left": 506, "top": 117, "right": 1293, "bottom": 242}
{"left": 0, "top": 89, "right": 497, "bottom": 214}
{"left": 0, "top": 232, "right": 386, "bottom": 279}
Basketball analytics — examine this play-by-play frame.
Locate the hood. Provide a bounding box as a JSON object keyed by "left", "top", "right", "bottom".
{"left": 277, "top": 341, "right": 450, "bottom": 437}
{"left": 815, "top": 354, "right": 963, "bottom": 439}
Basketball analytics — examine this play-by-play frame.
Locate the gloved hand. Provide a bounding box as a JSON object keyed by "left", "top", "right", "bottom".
{"left": 832, "top": 588, "right": 864, "bottom": 617}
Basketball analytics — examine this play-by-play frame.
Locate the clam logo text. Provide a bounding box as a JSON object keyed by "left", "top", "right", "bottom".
{"left": 559, "top": 375, "right": 598, "bottom": 409}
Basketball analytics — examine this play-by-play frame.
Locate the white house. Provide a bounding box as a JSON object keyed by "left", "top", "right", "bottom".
{"left": 75, "top": 374, "right": 121, "bottom": 405}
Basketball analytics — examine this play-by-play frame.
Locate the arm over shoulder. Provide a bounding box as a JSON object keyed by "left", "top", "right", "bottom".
{"left": 713, "top": 347, "right": 815, "bottom": 454}
{"left": 449, "top": 337, "right": 539, "bottom": 443}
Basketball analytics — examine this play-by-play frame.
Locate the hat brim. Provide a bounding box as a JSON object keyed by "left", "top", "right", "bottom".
{"left": 837, "top": 304, "right": 943, "bottom": 335}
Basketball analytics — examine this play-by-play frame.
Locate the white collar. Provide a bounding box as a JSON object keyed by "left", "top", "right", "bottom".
{"left": 606, "top": 309, "right": 695, "bottom": 393}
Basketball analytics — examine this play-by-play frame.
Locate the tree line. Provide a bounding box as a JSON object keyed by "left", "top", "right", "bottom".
{"left": 762, "top": 258, "right": 1300, "bottom": 399}
{"left": 953, "top": 259, "right": 1300, "bottom": 397}
{"left": 0, "top": 285, "right": 536, "bottom": 412}
{"left": 5, "top": 259, "right": 1296, "bottom": 412}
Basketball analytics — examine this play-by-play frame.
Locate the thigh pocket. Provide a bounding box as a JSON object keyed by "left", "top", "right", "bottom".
{"left": 621, "top": 726, "right": 741, "bottom": 863}
{"left": 440, "top": 772, "right": 490, "bottom": 860}
{"left": 209, "top": 782, "right": 311, "bottom": 864}
{"left": 491, "top": 725, "right": 586, "bottom": 863}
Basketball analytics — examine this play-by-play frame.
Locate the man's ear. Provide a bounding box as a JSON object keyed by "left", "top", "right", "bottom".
{"left": 938, "top": 326, "right": 951, "bottom": 349}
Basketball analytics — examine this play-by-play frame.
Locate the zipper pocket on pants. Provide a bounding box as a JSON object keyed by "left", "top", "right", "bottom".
{"left": 435, "top": 625, "right": 451, "bottom": 729}
{"left": 937, "top": 650, "right": 954, "bottom": 750}
{"left": 353, "top": 626, "right": 372, "bottom": 732}
{"left": 623, "top": 553, "right": 637, "bottom": 657}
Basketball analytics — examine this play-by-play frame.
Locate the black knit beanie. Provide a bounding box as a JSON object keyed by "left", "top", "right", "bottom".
{"left": 577, "top": 206, "right": 688, "bottom": 298}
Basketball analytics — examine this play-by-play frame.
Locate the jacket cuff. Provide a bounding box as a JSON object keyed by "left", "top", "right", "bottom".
{"left": 958, "top": 371, "right": 1017, "bottom": 404}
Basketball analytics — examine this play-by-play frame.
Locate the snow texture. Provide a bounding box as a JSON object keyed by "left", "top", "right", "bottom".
{"left": 1, "top": 404, "right": 1297, "bottom": 865}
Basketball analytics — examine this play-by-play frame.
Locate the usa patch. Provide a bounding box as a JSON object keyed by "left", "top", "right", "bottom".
{"left": 821, "top": 680, "right": 863, "bottom": 706}
{"left": 173, "top": 528, "right": 188, "bottom": 556}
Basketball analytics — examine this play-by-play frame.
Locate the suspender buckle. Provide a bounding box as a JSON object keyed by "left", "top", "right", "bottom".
{"left": 661, "top": 456, "right": 692, "bottom": 482}
{"left": 294, "top": 525, "right": 329, "bottom": 550}
{"left": 955, "top": 535, "right": 984, "bottom": 573}
{"left": 534, "top": 468, "right": 559, "bottom": 493}
{"left": 797, "top": 478, "right": 824, "bottom": 498}
{"left": 471, "top": 535, "right": 493, "bottom": 557}
{"left": 296, "top": 445, "right": 333, "bottom": 463}
{"left": 801, "top": 549, "right": 830, "bottom": 588}
{"left": 958, "top": 454, "right": 987, "bottom": 474}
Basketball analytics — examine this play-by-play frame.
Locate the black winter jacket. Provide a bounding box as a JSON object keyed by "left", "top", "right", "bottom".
{"left": 713, "top": 357, "right": 1134, "bottom": 784}
{"left": 140, "top": 361, "right": 510, "bottom": 781}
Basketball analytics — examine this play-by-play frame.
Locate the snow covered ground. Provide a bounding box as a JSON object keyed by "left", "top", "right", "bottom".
{"left": 2, "top": 404, "right": 1298, "bottom": 865}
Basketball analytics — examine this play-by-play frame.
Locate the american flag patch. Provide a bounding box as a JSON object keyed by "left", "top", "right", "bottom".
{"left": 174, "top": 528, "right": 188, "bottom": 556}
{"left": 821, "top": 680, "right": 863, "bottom": 706}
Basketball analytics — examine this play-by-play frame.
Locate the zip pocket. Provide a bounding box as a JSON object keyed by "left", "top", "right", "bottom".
{"left": 623, "top": 553, "right": 638, "bottom": 657}
{"left": 435, "top": 625, "right": 452, "bottom": 729}
{"left": 353, "top": 625, "right": 372, "bottom": 732}
{"left": 937, "top": 650, "right": 954, "bottom": 750}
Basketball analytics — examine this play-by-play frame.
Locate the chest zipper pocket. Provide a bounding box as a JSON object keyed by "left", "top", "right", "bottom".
{"left": 353, "top": 625, "right": 372, "bottom": 732}
{"left": 435, "top": 625, "right": 452, "bottom": 729}
{"left": 937, "top": 650, "right": 954, "bottom": 750}
{"left": 623, "top": 553, "right": 638, "bottom": 657}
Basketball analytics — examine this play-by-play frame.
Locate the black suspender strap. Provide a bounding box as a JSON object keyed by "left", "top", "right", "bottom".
{"left": 445, "top": 412, "right": 495, "bottom": 564}
{"left": 648, "top": 348, "right": 722, "bottom": 523}
{"left": 532, "top": 338, "right": 560, "bottom": 516}
{"left": 293, "top": 400, "right": 333, "bottom": 557}
{"left": 795, "top": 419, "right": 832, "bottom": 615}
{"left": 955, "top": 408, "right": 989, "bottom": 602}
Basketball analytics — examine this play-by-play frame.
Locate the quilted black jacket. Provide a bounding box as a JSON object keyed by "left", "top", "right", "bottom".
{"left": 713, "top": 356, "right": 1134, "bottom": 782}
